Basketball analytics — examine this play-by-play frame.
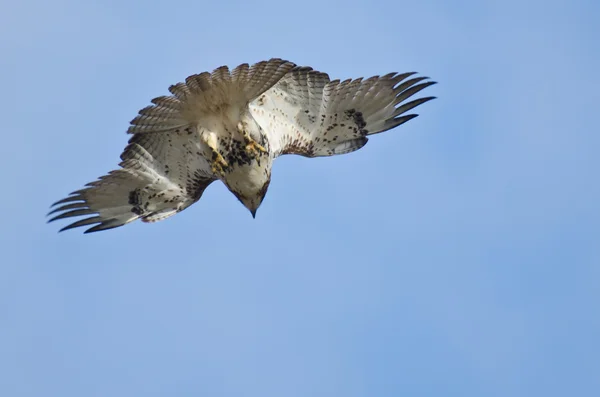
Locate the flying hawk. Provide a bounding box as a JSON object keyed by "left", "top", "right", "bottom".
{"left": 48, "top": 58, "right": 436, "bottom": 233}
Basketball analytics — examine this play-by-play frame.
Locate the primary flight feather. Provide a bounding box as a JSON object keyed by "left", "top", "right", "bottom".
{"left": 48, "top": 58, "right": 436, "bottom": 233}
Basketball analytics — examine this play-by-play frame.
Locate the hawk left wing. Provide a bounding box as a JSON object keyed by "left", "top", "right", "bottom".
{"left": 249, "top": 66, "right": 436, "bottom": 158}
{"left": 48, "top": 131, "right": 216, "bottom": 233}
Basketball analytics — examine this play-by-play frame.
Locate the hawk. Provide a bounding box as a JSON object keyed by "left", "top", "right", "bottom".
{"left": 48, "top": 58, "right": 436, "bottom": 233}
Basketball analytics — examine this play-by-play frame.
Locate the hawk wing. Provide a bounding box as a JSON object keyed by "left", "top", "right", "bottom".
{"left": 128, "top": 58, "right": 296, "bottom": 135}
{"left": 49, "top": 58, "right": 298, "bottom": 233}
{"left": 48, "top": 131, "right": 216, "bottom": 233}
{"left": 249, "top": 67, "right": 436, "bottom": 157}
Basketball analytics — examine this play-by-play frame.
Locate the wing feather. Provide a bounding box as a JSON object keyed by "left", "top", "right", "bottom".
{"left": 48, "top": 131, "right": 216, "bottom": 233}
{"left": 251, "top": 67, "right": 436, "bottom": 157}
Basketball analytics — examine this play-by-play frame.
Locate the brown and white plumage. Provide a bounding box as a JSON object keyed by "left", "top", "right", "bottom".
{"left": 49, "top": 58, "right": 436, "bottom": 233}
{"left": 127, "top": 59, "right": 296, "bottom": 135}
{"left": 249, "top": 67, "right": 436, "bottom": 157}
{"left": 49, "top": 131, "right": 216, "bottom": 233}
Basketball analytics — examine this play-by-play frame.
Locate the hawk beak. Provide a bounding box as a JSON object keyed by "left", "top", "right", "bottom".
{"left": 251, "top": 209, "right": 257, "bottom": 219}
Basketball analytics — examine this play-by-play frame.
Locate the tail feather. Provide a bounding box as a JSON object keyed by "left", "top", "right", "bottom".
{"left": 128, "top": 58, "right": 296, "bottom": 135}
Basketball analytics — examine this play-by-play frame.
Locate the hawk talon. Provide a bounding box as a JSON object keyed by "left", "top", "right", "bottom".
{"left": 238, "top": 122, "right": 268, "bottom": 157}
{"left": 245, "top": 140, "right": 267, "bottom": 157}
{"left": 211, "top": 153, "right": 229, "bottom": 176}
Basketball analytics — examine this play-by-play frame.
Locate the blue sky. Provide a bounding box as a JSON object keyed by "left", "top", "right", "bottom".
{"left": 1, "top": 0, "right": 599, "bottom": 396}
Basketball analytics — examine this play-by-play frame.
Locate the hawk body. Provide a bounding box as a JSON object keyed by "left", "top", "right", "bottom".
{"left": 49, "top": 58, "right": 436, "bottom": 233}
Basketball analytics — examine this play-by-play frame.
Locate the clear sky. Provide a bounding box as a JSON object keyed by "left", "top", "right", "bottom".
{"left": 1, "top": 0, "right": 598, "bottom": 396}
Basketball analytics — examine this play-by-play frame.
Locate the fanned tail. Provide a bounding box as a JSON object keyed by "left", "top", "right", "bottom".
{"left": 128, "top": 58, "right": 296, "bottom": 135}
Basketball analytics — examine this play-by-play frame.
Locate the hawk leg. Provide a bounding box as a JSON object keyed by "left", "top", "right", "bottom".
{"left": 210, "top": 151, "right": 229, "bottom": 177}
{"left": 201, "top": 132, "right": 229, "bottom": 177}
{"left": 237, "top": 122, "right": 267, "bottom": 157}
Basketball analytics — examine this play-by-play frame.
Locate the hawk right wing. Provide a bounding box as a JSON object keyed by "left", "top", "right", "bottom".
{"left": 250, "top": 66, "right": 436, "bottom": 158}
{"left": 48, "top": 131, "right": 216, "bottom": 233}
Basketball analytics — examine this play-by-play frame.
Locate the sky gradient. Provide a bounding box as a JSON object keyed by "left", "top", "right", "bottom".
{"left": 1, "top": 0, "right": 599, "bottom": 396}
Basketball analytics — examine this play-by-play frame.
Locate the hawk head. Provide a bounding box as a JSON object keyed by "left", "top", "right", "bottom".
{"left": 225, "top": 162, "right": 272, "bottom": 218}
{"left": 231, "top": 181, "right": 270, "bottom": 218}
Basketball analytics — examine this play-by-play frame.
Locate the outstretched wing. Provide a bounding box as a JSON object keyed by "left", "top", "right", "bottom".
{"left": 128, "top": 58, "right": 296, "bottom": 135}
{"left": 48, "top": 131, "right": 216, "bottom": 233}
{"left": 249, "top": 67, "right": 436, "bottom": 157}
